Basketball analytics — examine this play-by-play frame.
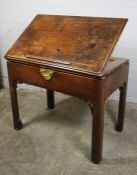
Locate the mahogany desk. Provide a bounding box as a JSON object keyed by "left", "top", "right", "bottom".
{"left": 5, "top": 15, "right": 129, "bottom": 164}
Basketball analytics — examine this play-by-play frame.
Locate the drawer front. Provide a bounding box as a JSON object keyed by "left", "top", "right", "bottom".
{"left": 7, "top": 61, "right": 100, "bottom": 100}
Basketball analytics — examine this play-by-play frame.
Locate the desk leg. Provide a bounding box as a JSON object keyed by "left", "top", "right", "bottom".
{"left": 91, "top": 99, "right": 105, "bottom": 164}
{"left": 116, "top": 82, "right": 127, "bottom": 132}
{"left": 47, "top": 90, "right": 55, "bottom": 109}
{"left": 9, "top": 79, "right": 23, "bottom": 130}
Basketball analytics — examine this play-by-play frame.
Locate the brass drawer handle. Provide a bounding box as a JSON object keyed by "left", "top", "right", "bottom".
{"left": 40, "top": 68, "right": 54, "bottom": 80}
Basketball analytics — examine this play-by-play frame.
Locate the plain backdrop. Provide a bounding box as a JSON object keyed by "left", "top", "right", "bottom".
{"left": 0, "top": 0, "right": 137, "bottom": 102}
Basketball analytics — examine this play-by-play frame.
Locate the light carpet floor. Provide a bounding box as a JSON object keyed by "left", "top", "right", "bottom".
{"left": 0, "top": 89, "right": 137, "bottom": 175}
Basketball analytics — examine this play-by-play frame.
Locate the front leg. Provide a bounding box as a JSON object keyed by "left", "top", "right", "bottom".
{"left": 91, "top": 98, "right": 105, "bottom": 164}
{"left": 9, "top": 79, "right": 23, "bottom": 130}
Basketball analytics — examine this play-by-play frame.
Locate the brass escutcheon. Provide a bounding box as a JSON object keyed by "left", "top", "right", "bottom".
{"left": 40, "top": 68, "right": 54, "bottom": 80}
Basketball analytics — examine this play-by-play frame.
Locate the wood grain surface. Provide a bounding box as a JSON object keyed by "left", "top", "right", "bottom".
{"left": 5, "top": 14, "right": 127, "bottom": 75}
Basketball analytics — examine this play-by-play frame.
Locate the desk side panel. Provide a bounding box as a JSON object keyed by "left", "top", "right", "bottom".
{"left": 104, "top": 62, "right": 129, "bottom": 99}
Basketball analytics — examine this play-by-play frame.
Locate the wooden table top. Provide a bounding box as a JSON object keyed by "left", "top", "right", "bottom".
{"left": 5, "top": 14, "right": 127, "bottom": 76}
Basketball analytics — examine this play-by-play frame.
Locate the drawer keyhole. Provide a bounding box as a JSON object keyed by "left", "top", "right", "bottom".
{"left": 40, "top": 68, "right": 54, "bottom": 80}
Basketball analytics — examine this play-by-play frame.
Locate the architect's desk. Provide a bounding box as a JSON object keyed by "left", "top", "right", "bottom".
{"left": 5, "top": 15, "right": 129, "bottom": 164}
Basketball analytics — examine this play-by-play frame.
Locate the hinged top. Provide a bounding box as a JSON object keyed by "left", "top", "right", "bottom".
{"left": 5, "top": 14, "right": 127, "bottom": 76}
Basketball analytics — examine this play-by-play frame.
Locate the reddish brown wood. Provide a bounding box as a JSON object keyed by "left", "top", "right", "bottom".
{"left": 5, "top": 14, "right": 127, "bottom": 76}
{"left": 5, "top": 15, "right": 129, "bottom": 164}
{"left": 47, "top": 90, "right": 54, "bottom": 109}
{"left": 104, "top": 62, "right": 129, "bottom": 99}
{"left": 6, "top": 59, "right": 129, "bottom": 163}
{"left": 116, "top": 82, "right": 128, "bottom": 132}
{"left": 91, "top": 81, "right": 105, "bottom": 164}
{"left": 7, "top": 73, "right": 23, "bottom": 130}
{"left": 7, "top": 61, "right": 100, "bottom": 100}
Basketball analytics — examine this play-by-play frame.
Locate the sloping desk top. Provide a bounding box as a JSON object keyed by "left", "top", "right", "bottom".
{"left": 5, "top": 14, "right": 127, "bottom": 76}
